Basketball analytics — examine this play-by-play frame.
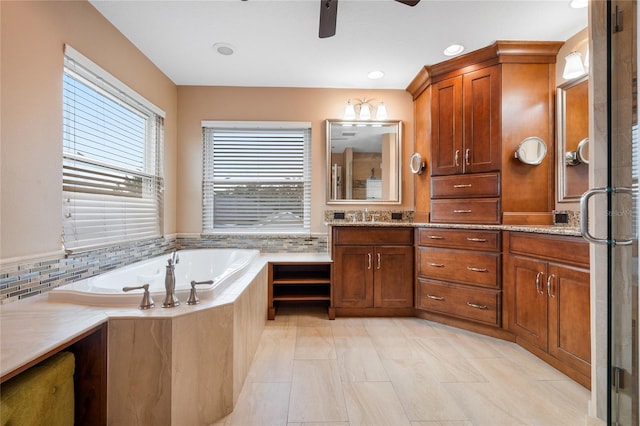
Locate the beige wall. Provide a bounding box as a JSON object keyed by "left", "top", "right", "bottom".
{"left": 0, "top": 1, "right": 414, "bottom": 260}
{"left": 176, "top": 86, "right": 414, "bottom": 235}
{"left": 0, "top": 1, "right": 178, "bottom": 260}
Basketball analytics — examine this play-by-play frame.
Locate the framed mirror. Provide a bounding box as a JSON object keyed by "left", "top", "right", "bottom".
{"left": 326, "top": 119, "right": 402, "bottom": 204}
{"left": 557, "top": 75, "right": 589, "bottom": 202}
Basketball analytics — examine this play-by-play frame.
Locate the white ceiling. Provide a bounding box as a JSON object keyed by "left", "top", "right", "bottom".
{"left": 89, "top": 0, "right": 588, "bottom": 90}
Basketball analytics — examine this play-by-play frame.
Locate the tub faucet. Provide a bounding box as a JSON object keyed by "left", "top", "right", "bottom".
{"left": 162, "top": 253, "right": 180, "bottom": 308}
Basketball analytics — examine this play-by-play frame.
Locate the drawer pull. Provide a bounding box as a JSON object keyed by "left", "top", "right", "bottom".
{"left": 368, "top": 253, "right": 372, "bottom": 270}
{"left": 427, "top": 235, "right": 444, "bottom": 240}
{"left": 467, "top": 266, "right": 488, "bottom": 273}
{"left": 455, "top": 150, "right": 460, "bottom": 167}
{"left": 453, "top": 209, "right": 472, "bottom": 214}
{"left": 467, "top": 302, "right": 488, "bottom": 310}
{"left": 453, "top": 184, "right": 472, "bottom": 188}
{"left": 427, "top": 294, "right": 445, "bottom": 301}
{"left": 428, "top": 263, "right": 445, "bottom": 268}
{"left": 466, "top": 237, "right": 487, "bottom": 242}
{"left": 377, "top": 253, "right": 381, "bottom": 270}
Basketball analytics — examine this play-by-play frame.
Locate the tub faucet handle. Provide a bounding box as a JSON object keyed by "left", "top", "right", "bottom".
{"left": 122, "top": 284, "right": 155, "bottom": 310}
{"left": 187, "top": 280, "right": 215, "bottom": 305}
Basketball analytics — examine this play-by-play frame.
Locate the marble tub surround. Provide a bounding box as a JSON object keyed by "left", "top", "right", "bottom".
{"left": 1, "top": 253, "right": 280, "bottom": 425}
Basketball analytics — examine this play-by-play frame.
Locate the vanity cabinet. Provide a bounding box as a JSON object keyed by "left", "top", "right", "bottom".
{"left": 431, "top": 66, "right": 501, "bottom": 176}
{"left": 415, "top": 228, "right": 502, "bottom": 328}
{"left": 504, "top": 231, "right": 590, "bottom": 387}
{"left": 332, "top": 227, "right": 413, "bottom": 314}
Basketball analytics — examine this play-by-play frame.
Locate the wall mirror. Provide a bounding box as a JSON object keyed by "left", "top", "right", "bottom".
{"left": 557, "top": 75, "right": 589, "bottom": 202}
{"left": 326, "top": 119, "right": 402, "bottom": 204}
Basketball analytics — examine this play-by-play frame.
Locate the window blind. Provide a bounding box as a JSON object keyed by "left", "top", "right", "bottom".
{"left": 202, "top": 125, "right": 311, "bottom": 233}
{"left": 62, "top": 54, "right": 164, "bottom": 251}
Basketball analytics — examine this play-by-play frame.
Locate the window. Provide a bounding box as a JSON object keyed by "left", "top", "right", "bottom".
{"left": 62, "top": 46, "right": 164, "bottom": 251}
{"left": 202, "top": 122, "right": 311, "bottom": 233}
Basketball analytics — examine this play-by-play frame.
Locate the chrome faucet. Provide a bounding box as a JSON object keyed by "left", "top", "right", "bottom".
{"left": 362, "top": 208, "right": 368, "bottom": 222}
{"left": 162, "top": 252, "right": 180, "bottom": 308}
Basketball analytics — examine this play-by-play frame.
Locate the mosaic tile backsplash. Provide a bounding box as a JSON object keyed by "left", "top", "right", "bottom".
{"left": 0, "top": 234, "right": 327, "bottom": 304}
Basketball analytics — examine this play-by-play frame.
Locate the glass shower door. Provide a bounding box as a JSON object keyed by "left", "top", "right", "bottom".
{"left": 581, "top": 1, "right": 638, "bottom": 424}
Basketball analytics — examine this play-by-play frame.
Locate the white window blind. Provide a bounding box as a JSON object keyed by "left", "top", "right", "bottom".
{"left": 62, "top": 53, "right": 164, "bottom": 251}
{"left": 202, "top": 124, "right": 311, "bottom": 233}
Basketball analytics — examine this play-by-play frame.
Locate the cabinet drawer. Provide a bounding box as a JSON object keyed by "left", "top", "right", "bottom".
{"left": 430, "top": 198, "right": 500, "bottom": 224}
{"left": 417, "top": 247, "right": 500, "bottom": 288}
{"left": 508, "top": 232, "right": 589, "bottom": 267}
{"left": 333, "top": 227, "right": 413, "bottom": 245}
{"left": 417, "top": 228, "right": 500, "bottom": 251}
{"left": 431, "top": 172, "right": 500, "bottom": 198}
{"left": 417, "top": 279, "right": 500, "bottom": 326}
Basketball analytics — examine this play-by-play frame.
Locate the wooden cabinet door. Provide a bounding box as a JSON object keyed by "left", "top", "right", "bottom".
{"left": 508, "top": 255, "right": 548, "bottom": 350}
{"left": 431, "top": 76, "right": 463, "bottom": 176}
{"left": 333, "top": 245, "right": 374, "bottom": 308}
{"left": 373, "top": 246, "right": 413, "bottom": 308}
{"left": 547, "top": 263, "right": 591, "bottom": 377}
{"left": 462, "top": 66, "right": 501, "bottom": 174}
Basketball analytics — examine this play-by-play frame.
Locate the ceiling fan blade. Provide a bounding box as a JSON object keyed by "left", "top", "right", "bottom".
{"left": 319, "top": 0, "right": 338, "bottom": 38}
{"left": 394, "top": 0, "right": 420, "bottom": 6}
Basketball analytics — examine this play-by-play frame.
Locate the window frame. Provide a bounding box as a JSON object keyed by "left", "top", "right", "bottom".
{"left": 62, "top": 45, "right": 165, "bottom": 252}
{"left": 201, "top": 121, "right": 312, "bottom": 235}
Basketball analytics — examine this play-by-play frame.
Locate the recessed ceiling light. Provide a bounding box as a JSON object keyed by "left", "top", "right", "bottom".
{"left": 569, "top": 0, "right": 587, "bottom": 8}
{"left": 367, "top": 70, "right": 385, "bottom": 80}
{"left": 213, "top": 43, "right": 235, "bottom": 56}
{"left": 444, "top": 44, "right": 465, "bottom": 57}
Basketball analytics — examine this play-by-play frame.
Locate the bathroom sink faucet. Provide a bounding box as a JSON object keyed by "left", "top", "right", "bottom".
{"left": 162, "top": 252, "right": 180, "bottom": 308}
{"left": 362, "top": 208, "right": 368, "bottom": 222}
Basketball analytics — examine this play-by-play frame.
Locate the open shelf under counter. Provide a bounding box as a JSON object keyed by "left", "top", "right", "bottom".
{"left": 266, "top": 253, "right": 333, "bottom": 320}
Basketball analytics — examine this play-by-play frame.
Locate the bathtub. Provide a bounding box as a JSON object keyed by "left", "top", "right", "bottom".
{"left": 48, "top": 249, "right": 260, "bottom": 307}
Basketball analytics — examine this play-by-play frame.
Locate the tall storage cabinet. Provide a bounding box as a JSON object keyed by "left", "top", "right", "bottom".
{"left": 407, "top": 41, "right": 562, "bottom": 225}
{"left": 431, "top": 66, "right": 501, "bottom": 176}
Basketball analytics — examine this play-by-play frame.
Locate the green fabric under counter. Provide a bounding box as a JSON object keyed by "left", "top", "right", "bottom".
{"left": 0, "top": 351, "right": 75, "bottom": 426}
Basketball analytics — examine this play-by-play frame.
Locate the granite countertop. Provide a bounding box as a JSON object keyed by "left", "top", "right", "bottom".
{"left": 325, "top": 220, "right": 582, "bottom": 237}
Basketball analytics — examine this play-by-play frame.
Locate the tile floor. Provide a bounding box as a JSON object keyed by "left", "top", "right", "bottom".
{"left": 215, "top": 304, "right": 591, "bottom": 426}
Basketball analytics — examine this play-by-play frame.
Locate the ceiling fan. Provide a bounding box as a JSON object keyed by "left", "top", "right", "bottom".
{"left": 319, "top": 0, "right": 420, "bottom": 38}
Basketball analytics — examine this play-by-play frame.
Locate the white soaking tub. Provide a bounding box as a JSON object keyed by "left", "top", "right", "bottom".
{"left": 48, "top": 249, "right": 260, "bottom": 307}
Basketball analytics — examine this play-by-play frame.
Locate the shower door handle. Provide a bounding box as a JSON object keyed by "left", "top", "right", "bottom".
{"left": 580, "top": 186, "right": 634, "bottom": 246}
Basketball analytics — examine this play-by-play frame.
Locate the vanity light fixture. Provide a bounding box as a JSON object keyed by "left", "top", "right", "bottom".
{"left": 443, "top": 44, "right": 464, "bottom": 57}
{"left": 343, "top": 98, "right": 388, "bottom": 120}
{"left": 562, "top": 51, "right": 586, "bottom": 79}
